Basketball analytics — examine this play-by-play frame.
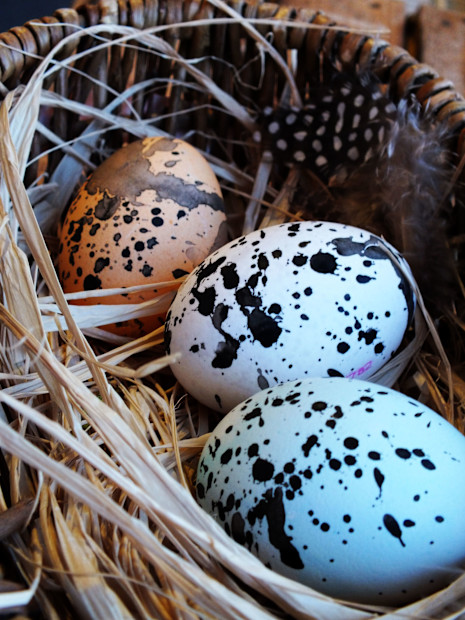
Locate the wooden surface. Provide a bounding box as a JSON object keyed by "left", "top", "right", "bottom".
{"left": 415, "top": 4, "right": 465, "bottom": 93}
{"left": 285, "top": 0, "right": 465, "bottom": 95}
{"left": 288, "top": 0, "right": 406, "bottom": 46}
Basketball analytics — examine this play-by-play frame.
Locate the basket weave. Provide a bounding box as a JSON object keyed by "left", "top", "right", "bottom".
{"left": 1, "top": 0, "right": 465, "bottom": 618}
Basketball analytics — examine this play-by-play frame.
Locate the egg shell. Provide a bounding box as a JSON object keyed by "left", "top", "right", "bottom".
{"left": 165, "top": 220, "right": 415, "bottom": 411}
{"left": 196, "top": 377, "right": 465, "bottom": 605}
{"left": 57, "top": 136, "right": 227, "bottom": 337}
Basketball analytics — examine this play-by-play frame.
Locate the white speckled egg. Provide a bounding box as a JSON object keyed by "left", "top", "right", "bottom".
{"left": 57, "top": 136, "right": 227, "bottom": 337}
{"left": 196, "top": 377, "right": 465, "bottom": 605}
{"left": 165, "top": 221, "right": 415, "bottom": 411}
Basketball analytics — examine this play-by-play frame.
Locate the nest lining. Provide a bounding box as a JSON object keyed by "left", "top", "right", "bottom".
{"left": 0, "top": 0, "right": 465, "bottom": 617}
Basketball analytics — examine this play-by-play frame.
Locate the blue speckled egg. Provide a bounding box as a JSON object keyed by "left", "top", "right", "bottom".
{"left": 165, "top": 221, "right": 415, "bottom": 412}
{"left": 196, "top": 377, "right": 465, "bottom": 606}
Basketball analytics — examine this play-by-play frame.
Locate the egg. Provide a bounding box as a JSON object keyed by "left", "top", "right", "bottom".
{"left": 57, "top": 136, "right": 227, "bottom": 337}
{"left": 164, "top": 221, "right": 415, "bottom": 412}
{"left": 196, "top": 377, "right": 465, "bottom": 605}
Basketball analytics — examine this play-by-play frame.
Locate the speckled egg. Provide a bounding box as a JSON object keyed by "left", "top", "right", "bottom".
{"left": 165, "top": 221, "right": 415, "bottom": 412}
{"left": 196, "top": 377, "right": 465, "bottom": 605}
{"left": 57, "top": 136, "right": 227, "bottom": 337}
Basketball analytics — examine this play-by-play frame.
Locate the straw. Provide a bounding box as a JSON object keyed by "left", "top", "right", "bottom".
{"left": 0, "top": 1, "right": 464, "bottom": 617}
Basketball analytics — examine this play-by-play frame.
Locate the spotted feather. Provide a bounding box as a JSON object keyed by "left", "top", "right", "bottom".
{"left": 257, "top": 73, "right": 398, "bottom": 183}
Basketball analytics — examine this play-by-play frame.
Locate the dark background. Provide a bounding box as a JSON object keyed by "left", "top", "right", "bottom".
{"left": 0, "top": 1, "right": 72, "bottom": 32}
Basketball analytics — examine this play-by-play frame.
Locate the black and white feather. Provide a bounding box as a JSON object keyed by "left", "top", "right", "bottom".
{"left": 255, "top": 72, "right": 457, "bottom": 309}
{"left": 257, "top": 73, "right": 398, "bottom": 183}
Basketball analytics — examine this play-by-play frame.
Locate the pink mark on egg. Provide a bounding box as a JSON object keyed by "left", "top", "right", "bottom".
{"left": 346, "top": 360, "right": 373, "bottom": 379}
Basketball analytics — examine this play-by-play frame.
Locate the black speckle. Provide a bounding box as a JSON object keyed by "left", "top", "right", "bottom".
{"left": 248, "top": 309, "right": 282, "bottom": 347}
{"left": 210, "top": 303, "right": 241, "bottom": 369}
{"left": 252, "top": 458, "right": 275, "bottom": 482}
{"left": 193, "top": 286, "right": 217, "bottom": 316}
{"left": 94, "top": 257, "right": 110, "bottom": 273}
{"left": 83, "top": 274, "right": 101, "bottom": 290}
{"left": 247, "top": 487, "right": 304, "bottom": 569}
{"left": 310, "top": 251, "right": 337, "bottom": 274}
{"left": 244, "top": 407, "right": 263, "bottom": 422}
{"left": 235, "top": 286, "right": 261, "bottom": 308}
{"left": 302, "top": 434, "right": 319, "bottom": 457}
{"left": 220, "top": 449, "right": 233, "bottom": 464}
{"left": 292, "top": 254, "right": 308, "bottom": 267}
{"left": 373, "top": 467, "right": 384, "bottom": 496}
{"left": 221, "top": 263, "right": 240, "bottom": 289}
{"left": 248, "top": 444, "right": 259, "bottom": 458}
{"left": 230, "top": 512, "right": 251, "bottom": 546}
{"left": 383, "top": 514, "right": 405, "bottom": 547}
{"left": 94, "top": 191, "right": 120, "bottom": 220}
{"left": 212, "top": 342, "right": 240, "bottom": 370}
{"left": 358, "top": 329, "right": 377, "bottom": 345}
{"left": 141, "top": 264, "right": 153, "bottom": 277}
{"left": 421, "top": 459, "right": 436, "bottom": 471}
{"left": 257, "top": 253, "right": 269, "bottom": 270}
{"left": 289, "top": 475, "right": 302, "bottom": 490}
{"left": 344, "top": 437, "right": 359, "bottom": 450}
{"left": 172, "top": 268, "right": 189, "bottom": 279}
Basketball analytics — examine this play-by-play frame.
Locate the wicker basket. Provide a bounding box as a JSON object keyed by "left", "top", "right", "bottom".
{"left": 1, "top": 0, "right": 465, "bottom": 618}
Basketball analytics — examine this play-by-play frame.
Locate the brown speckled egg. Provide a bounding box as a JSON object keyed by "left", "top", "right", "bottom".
{"left": 57, "top": 136, "right": 227, "bottom": 337}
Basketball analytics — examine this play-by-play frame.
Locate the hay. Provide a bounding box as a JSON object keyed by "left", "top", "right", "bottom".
{"left": 0, "top": 0, "right": 464, "bottom": 617}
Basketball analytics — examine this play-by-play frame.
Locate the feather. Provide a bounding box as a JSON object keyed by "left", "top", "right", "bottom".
{"left": 324, "top": 98, "right": 457, "bottom": 311}
{"left": 256, "top": 73, "right": 458, "bottom": 312}
{"left": 257, "top": 71, "right": 398, "bottom": 183}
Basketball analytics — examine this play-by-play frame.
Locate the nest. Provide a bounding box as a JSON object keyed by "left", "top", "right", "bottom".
{"left": 1, "top": 0, "right": 465, "bottom": 617}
